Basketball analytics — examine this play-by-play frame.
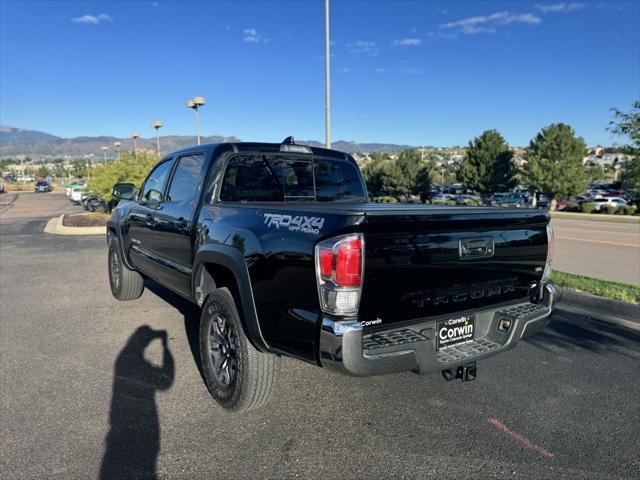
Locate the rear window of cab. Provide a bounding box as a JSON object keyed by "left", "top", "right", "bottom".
{"left": 219, "top": 154, "right": 366, "bottom": 203}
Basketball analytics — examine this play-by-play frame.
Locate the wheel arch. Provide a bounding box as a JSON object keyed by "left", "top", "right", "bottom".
{"left": 107, "top": 222, "right": 135, "bottom": 270}
{"left": 193, "top": 246, "right": 269, "bottom": 352}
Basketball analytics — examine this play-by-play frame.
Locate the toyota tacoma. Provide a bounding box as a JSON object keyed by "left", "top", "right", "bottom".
{"left": 107, "top": 138, "right": 556, "bottom": 412}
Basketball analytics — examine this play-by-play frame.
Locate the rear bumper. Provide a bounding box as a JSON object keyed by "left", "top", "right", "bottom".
{"left": 319, "top": 283, "right": 556, "bottom": 376}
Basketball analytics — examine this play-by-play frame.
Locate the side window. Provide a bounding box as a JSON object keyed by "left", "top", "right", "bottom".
{"left": 220, "top": 155, "right": 283, "bottom": 202}
{"left": 140, "top": 160, "right": 174, "bottom": 204}
{"left": 166, "top": 154, "right": 205, "bottom": 203}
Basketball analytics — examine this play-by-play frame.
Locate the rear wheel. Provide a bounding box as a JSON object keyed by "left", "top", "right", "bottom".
{"left": 199, "top": 288, "right": 278, "bottom": 412}
{"left": 108, "top": 236, "right": 144, "bottom": 301}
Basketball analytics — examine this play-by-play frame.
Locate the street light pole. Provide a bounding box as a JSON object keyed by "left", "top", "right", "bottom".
{"left": 114, "top": 141, "right": 121, "bottom": 161}
{"left": 131, "top": 133, "right": 139, "bottom": 160}
{"left": 187, "top": 97, "right": 206, "bottom": 145}
{"left": 101, "top": 146, "right": 108, "bottom": 163}
{"left": 151, "top": 121, "right": 163, "bottom": 158}
{"left": 324, "top": 0, "right": 331, "bottom": 148}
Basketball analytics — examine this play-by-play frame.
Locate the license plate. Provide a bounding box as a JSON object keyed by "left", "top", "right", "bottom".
{"left": 437, "top": 316, "right": 475, "bottom": 350}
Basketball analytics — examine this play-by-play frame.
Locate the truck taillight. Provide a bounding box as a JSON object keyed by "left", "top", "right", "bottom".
{"left": 315, "top": 234, "right": 364, "bottom": 315}
{"left": 541, "top": 224, "right": 554, "bottom": 284}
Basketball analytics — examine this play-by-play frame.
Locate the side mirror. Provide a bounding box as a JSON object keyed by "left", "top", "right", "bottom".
{"left": 112, "top": 183, "right": 136, "bottom": 201}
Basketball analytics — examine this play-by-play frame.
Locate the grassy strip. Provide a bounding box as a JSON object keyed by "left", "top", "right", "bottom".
{"left": 551, "top": 211, "right": 640, "bottom": 224}
{"left": 552, "top": 270, "right": 640, "bottom": 304}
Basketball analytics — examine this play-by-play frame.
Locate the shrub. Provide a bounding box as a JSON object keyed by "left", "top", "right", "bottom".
{"left": 622, "top": 205, "right": 638, "bottom": 215}
{"left": 581, "top": 202, "right": 595, "bottom": 214}
{"left": 563, "top": 203, "right": 581, "bottom": 212}
{"left": 600, "top": 205, "right": 616, "bottom": 215}
{"left": 372, "top": 196, "right": 398, "bottom": 203}
{"left": 430, "top": 199, "right": 456, "bottom": 206}
{"left": 88, "top": 151, "right": 158, "bottom": 200}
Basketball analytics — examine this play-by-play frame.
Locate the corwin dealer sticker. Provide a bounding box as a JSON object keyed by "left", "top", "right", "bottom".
{"left": 437, "top": 316, "right": 475, "bottom": 350}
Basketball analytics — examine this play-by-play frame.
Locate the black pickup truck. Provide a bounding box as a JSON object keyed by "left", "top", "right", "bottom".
{"left": 107, "top": 138, "right": 556, "bottom": 412}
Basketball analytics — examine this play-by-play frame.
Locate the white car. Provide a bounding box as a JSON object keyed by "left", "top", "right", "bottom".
{"left": 588, "top": 197, "right": 627, "bottom": 211}
{"left": 69, "top": 188, "right": 88, "bottom": 204}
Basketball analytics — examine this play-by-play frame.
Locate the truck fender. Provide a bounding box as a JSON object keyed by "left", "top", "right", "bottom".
{"left": 192, "top": 245, "right": 269, "bottom": 352}
{"left": 107, "top": 221, "right": 136, "bottom": 271}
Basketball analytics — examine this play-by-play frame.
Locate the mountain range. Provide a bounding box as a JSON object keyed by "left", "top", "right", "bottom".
{"left": 0, "top": 125, "right": 414, "bottom": 157}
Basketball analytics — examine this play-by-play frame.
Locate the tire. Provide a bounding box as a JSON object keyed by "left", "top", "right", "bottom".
{"left": 200, "top": 288, "right": 278, "bottom": 412}
{"left": 108, "top": 235, "right": 144, "bottom": 301}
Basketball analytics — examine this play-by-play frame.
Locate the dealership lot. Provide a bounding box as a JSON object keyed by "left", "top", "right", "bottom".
{"left": 1, "top": 193, "right": 639, "bottom": 479}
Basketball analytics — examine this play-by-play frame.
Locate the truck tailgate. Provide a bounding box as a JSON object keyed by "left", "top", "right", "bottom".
{"left": 358, "top": 206, "right": 550, "bottom": 327}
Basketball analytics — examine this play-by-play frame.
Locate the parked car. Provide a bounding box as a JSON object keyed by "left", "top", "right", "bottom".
{"left": 69, "top": 187, "right": 88, "bottom": 204}
{"left": 536, "top": 195, "right": 550, "bottom": 209}
{"left": 453, "top": 194, "right": 481, "bottom": 206}
{"left": 65, "top": 182, "right": 86, "bottom": 197}
{"left": 34, "top": 181, "right": 52, "bottom": 193}
{"left": 430, "top": 193, "right": 455, "bottom": 203}
{"left": 487, "top": 193, "right": 526, "bottom": 207}
{"left": 107, "top": 138, "right": 555, "bottom": 412}
{"left": 586, "top": 197, "right": 627, "bottom": 211}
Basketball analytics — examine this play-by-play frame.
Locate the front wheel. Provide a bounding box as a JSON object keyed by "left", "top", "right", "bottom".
{"left": 199, "top": 288, "right": 278, "bottom": 412}
{"left": 108, "top": 236, "right": 144, "bottom": 301}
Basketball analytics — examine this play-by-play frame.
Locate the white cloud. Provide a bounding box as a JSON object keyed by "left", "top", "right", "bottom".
{"left": 148, "top": 1, "right": 159, "bottom": 7}
{"left": 71, "top": 13, "right": 113, "bottom": 24}
{"left": 535, "top": 3, "right": 584, "bottom": 13}
{"left": 439, "top": 11, "right": 541, "bottom": 35}
{"left": 243, "top": 28, "right": 268, "bottom": 44}
{"left": 347, "top": 40, "right": 378, "bottom": 56}
{"left": 391, "top": 38, "right": 422, "bottom": 47}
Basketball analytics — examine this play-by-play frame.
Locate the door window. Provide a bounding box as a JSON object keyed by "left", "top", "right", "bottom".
{"left": 140, "top": 160, "right": 174, "bottom": 204}
{"left": 166, "top": 154, "right": 206, "bottom": 203}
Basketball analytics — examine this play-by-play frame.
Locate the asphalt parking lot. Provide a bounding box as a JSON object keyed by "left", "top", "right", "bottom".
{"left": 1, "top": 193, "right": 639, "bottom": 479}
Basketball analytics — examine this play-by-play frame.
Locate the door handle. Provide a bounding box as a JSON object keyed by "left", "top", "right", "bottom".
{"left": 145, "top": 213, "right": 155, "bottom": 227}
{"left": 176, "top": 217, "right": 189, "bottom": 229}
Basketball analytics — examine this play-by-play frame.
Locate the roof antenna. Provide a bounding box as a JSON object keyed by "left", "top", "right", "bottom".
{"left": 282, "top": 136, "right": 295, "bottom": 145}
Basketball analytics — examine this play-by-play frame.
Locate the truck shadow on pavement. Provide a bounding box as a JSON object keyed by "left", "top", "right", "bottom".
{"left": 99, "top": 325, "right": 175, "bottom": 480}
{"left": 143, "top": 279, "right": 206, "bottom": 382}
{"left": 525, "top": 310, "right": 640, "bottom": 360}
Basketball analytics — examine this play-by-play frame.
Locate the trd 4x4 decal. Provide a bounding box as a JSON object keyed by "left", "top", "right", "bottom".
{"left": 263, "top": 213, "right": 325, "bottom": 234}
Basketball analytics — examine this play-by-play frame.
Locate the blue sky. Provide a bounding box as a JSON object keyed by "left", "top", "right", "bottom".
{"left": 1, "top": 0, "right": 638, "bottom": 147}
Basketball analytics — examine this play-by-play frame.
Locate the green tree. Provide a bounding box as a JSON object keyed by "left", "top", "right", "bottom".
{"left": 458, "top": 129, "right": 517, "bottom": 194}
{"left": 88, "top": 151, "right": 157, "bottom": 199}
{"left": 609, "top": 100, "right": 640, "bottom": 150}
{"left": 361, "top": 154, "right": 389, "bottom": 197}
{"left": 623, "top": 156, "right": 640, "bottom": 191}
{"left": 360, "top": 150, "right": 430, "bottom": 198}
{"left": 523, "top": 123, "right": 588, "bottom": 210}
{"left": 415, "top": 164, "right": 431, "bottom": 200}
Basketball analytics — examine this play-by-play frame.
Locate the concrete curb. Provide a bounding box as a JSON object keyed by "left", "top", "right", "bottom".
{"left": 44, "top": 214, "right": 106, "bottom": 236}
{"left": 556, "top": 288, "right": 640, "bottom": 331}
